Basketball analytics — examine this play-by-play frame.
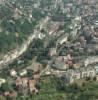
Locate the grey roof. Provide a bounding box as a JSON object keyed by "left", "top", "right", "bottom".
{"left": 51, "top": 62, "right": 66, "bottom": 70}
{"left": 80, "top": 66, "right": 95, "bottom": 72}
{"left": 56, "top": 33, "right": 69, "bottom": 44}
{"left": 40, "top": 60, "right": 53, "bottom": 65}
{"left": 66, "top": 69, "right": 80, "bottom": 75}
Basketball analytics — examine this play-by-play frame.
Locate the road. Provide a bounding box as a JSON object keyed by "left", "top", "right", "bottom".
{"left": 0, "top": 33, "right": 36, "bottom": 68}
{"left": 0, "top": 16, "right": 49, "bottom": 69}
{"left": 0, "top": 25, "right": 42, "bottom": 69}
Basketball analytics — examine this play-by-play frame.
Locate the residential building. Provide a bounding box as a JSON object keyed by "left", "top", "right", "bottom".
{"left": 28, "top": 79, "right": 38, "bottom": 94}
{"left": 10, "top": 69, "right": 17, "bottom": 77}
{"left": 15, "top": 77, "right": 22, "bottom": 87}
{"left": 81, "top": 67, "right": 89, "bottom": 78}
{"left": 0, "top": 78, "right": 6, "bottom": 86}
{"left": 21, "top": 77, "right": 28, "bottom": 88}
{"left": 52, "top": 62, "right": 67, "bottom": 71}
{"left": 65, "top": 69, "right": 81, "bottom": 83}
{"left": 56, "top": 34, "right": 68, "bottom": 45}
{"left": 80, "top": 67, "right": 96, "bottom": 78}
{"left": 94, "top": 65, "right": 98, "bottom": 74}
{"left": 48, "top": 48, "right": 57, "bottom": 57}
{"left": 33, "top": 74, "right": 40, "bottom": 81}
{"left": 19, "top": 69, "right": 27, "bottom": 76}
{"left": 59, "top": 66, "right": 96, "bottom": 84}
{"left": 87, "top": 67, "right": 96, "bottom": 78}
{"left": 84, "top": 56, "right": 98, "bottom": 67}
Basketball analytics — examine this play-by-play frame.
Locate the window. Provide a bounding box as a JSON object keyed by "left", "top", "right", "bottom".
{"left": 72, "top": 75, "right": 78, "bottom": 80}
{"left": 89, "top": 71, "right": 94, "bottom": 77}
{"left": 96, "top": 68, "right": 98, "bottom": 74}
{"left": 83, "top": 73, "right": 88, "bottom": 78}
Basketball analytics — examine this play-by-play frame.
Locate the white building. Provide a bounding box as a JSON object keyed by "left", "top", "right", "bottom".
{"left": 81, "top": 67, "right": 96, "bottom": 78}
{"left": 56, "top": 34, "right": 68, "bottom": 45}
{"left": 10, "top": 69, "right": 17, "bottom": 77}
{"left": 48, "top": 48, "right": 57, "bottom": 57}
{"left": 65, "top": 69, "right": 81, "bottom": 83}
{"left": 88, "top": 67, "right": 96, "bottom": 78}
{"left": 19, "top": 69, "right": 27, "bottom": 76}
{"left": 94, "top": 65, "right": 98, "bottom": 74}
{"left": 63, "top": 66, "right": 96, "bottom": 84}
{"left": 0, "top": 78, "right": 6, "bottom": 86}
{"left": 84, "top": 56, "right": 98, "bottom": 67}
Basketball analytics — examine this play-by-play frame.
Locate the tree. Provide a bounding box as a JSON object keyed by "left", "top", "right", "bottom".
{"left": 0, "top": 82, "right": 13, "bottom": 92}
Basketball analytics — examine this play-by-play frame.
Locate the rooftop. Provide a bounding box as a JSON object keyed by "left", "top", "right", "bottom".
{"left": 52, "top": 62, "right": 67, "bottom": 70}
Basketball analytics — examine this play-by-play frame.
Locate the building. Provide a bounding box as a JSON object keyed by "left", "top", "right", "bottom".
{"left": 0, "top": 78, "right": 6, "bottom": 86}
{"left": 60, "top": 66, "right": 96, "bottom": 84}
{"left": 52, "top": 62, "right": 67, "bottom": 71}
{"left": 48, "top": 48, "right": 57, "bottom": 57}
{"left": 12, "top": 8, "right": 21, "bottom": 20}
{"left": 56, "top": 34, "right": 68, "bottom": 45}
{"left": 10, "top": 69, "right": 17, "bottom": 77}
{"left": 19, "top": 69, "right": 27, "bottom": 76}
{"left": 80, "top": 67, "right": 88, "bottom": 78}
{"left": 65, "top": 69, "right": 81, "bottom": 83}
{"left": 87, "top": 67, "right": 96, "bottom": 78}
{"left": 80, "top": 67, "right": 96, "bottom": 78}
{"left": 84, "top": 56, "right": 98, "bottom": 67}
{"left": 21, "top": 77, "right": 28, "bottom": 88}
{"left": 33, "top": 74, "right": 40, "bottom": 81}
{"left": 94, "top": 65, "right": 98, "bottom": 74}
{"left": 15, "top": 77, "right": 22, "bottom": 87}
{"left": 28, "top": 79, "right": 38, "bottom": 94}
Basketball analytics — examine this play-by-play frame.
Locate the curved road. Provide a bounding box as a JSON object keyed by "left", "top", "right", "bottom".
{"left": 0, "top": 23, "right": 42, "bottom": 69}
{"left": 0, "top": 33, "right": 36, "bottom": 68}
{"left": 0, "top": 17, "right": 49, "bottom": 69}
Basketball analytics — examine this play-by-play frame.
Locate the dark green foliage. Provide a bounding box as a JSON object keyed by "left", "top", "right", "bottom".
{"left": 14, "top": 76, "right": 98, "bottom": 100}
{"left": 0, "top": 82, "right": 13, "bottom": 92}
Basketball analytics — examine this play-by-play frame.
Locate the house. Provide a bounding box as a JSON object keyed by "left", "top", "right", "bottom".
{"left": 91, "top": 37, "right": 98, "bottom": 44}
{"left": 0, "top": 78, "right": 6, "bottom": 86}
{"left": 65, "top": 69, "right": 81, "bottom": 83}
{"left": 95, "top": 21, "right": 98, "bottom": 26}
{"left": 4, "top": 91, "right": 10, "bottom": 97}
{"left": 21, "top": 77, "right": 28, "bottom": 88}
{"left": 12, "top": 8, "right": 21, "bottom": 20}
{"left": 56, "top": 56, "right": 65, "bottom": 62}
{"left": 56, "top": 34, "right": 68, "bottom": 45}
{"left": 4, "top": 91, "right": 17, "bottom": 98}
{"left": 87, "top": 67, "right": 96, "bottom": 78}
{"left": 33, "top": 74, "right": 40, "bottom": 81}
{"left": 84, "top": 56, "right": 98, "bottom": 67}
{"left": 45, "top": 71, "right": 51, "bottom": 75}
{"left": 15, "top": 77, "right": 22, "bottom": 87}
{"left": 33, "top": 65, "right": 40, "bottom": 74}
{"left": 80, "top": 67, "right": 96, "bottom": 78}
{"left": 9, "top": 91, "right": 17, "bottom": 98}
{"left": 52, "top": 62, "right": 67, "bottom": 71}
{"left": 10, "top": 69, "right": 17, "bottom": 77}
{"left": 72, "top": 69, "right": 81, "bottom": 80}
{"left": 40, "top": 65, "right": 52, "bottom": 76}
{"left": 80, "top": 67, "right": 89, "bottom": 78}
{"left": 51, "top": 68, "right": 66, "bottom": 77}
{"left": 79, "top": 48, "right": 84, "bottom": 52}
{"left": 19, "top": 69, "right": 27, "bottom": 76}
{"left": 94, "top": 65, "right": 98, "bottom": 74}
{"left": 74, "top": 16, "right": 81, "bottom": 21}
{"left": 15, "top": 77, "right": 29, "bottom": 88}
{"left": 62, "top": 66, "right": 96, "bottom": 84}
{"left": 48, "top": 48, "right": 57, "bottom": 57}
{"left": 28, "top": 79, "right": 38, "bottom": 94}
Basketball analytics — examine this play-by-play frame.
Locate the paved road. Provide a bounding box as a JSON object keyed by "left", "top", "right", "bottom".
{"left": 0, "top": 27, "right": 40, "bottom": 68}
{"left": 0, "top": 17, "right": 48, "bottom": 69}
